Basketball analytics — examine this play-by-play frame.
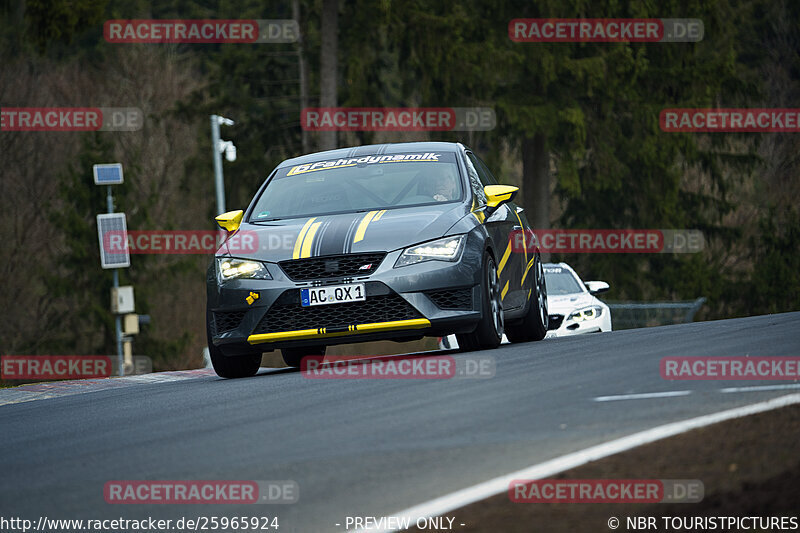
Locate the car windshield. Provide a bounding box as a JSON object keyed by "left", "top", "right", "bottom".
{"left": 543, "top": 266, "right": 585, "bottom": 295}
{"left": 249, "top": 151, "right": 462, "bottom": 220}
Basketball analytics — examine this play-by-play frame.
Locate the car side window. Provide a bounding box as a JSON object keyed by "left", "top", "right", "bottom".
{"left": 474, "top": 155, "right": 500, "bottom": 186}
{"left": 463, "top": 152, "right": 487, "bottom": 206}
{"left": 467, "top": 152, "right": 498, "bottom": 186}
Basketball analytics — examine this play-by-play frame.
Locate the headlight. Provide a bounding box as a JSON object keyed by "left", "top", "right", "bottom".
{"left": 217, "top": 258, "right": 272, "bottom": 281}
{"left": 395, "top": 235, "right": 465, "bottom": 268}
{"left": 568, "top": 306, "right": 603, "bottom": 322}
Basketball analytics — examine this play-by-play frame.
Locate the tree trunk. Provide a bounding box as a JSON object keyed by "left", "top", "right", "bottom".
{"left": 522, "top": 133, "right": 551, "bottom": 261}
{"left": 318, "top": 0, "right": 338, "bottom": 151}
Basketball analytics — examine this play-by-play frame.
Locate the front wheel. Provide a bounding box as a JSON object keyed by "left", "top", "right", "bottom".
{"left": 457, "top": 251, "right": 504, "bottom": 351}
{"left": 208, "top": 342, "right": 261, "bottom": 379}
{"left": 505, "top": 252, "right": 549, "bottom": 343}
{"left": 206, "top": 312, "right": 261, "bottom": 378}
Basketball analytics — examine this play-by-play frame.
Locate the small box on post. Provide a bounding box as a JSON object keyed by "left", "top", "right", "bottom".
{"left": 123, "top": 313, "right": 140, "bottom": 335}
{"left": 111, "top": 286, "right": 135, "bottom": 314}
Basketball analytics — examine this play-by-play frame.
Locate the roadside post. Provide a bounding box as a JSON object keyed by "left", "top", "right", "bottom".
{"left": 210, "top": 115, "right": 236, "bottom": 215}
{"left": 94, "top": 163, "right": 129, "bottom": 376}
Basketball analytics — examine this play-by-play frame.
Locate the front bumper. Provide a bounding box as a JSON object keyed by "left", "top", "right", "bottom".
{"left": 207, "top": 243, "right": 485, "bottom": 354}
{"left": 545, "top": 309, "right": 612, "bottom": 338}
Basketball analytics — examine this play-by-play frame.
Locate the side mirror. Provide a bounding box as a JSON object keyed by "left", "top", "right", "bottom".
{"left": 483, "top": 185, "right": 519, "bottom": 216}
{"left": 585, "top": 281, "right": 609, "bottom": 295}
{"left": 215, "top": 210, "right": 244, "bottom": 233}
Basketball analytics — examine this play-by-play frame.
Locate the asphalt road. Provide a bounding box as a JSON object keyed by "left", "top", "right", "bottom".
{"left": 1, "top": 313, "right": 799, "bottom": 532}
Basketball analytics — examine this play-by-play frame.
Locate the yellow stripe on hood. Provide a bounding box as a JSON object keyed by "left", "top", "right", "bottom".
{"left": 300, "top": 221, "right": 323, "bottom": 258}
{"left": 292, "top": 217, "right": 317, "bottom": 259}
{"left": 353, "top": 210, "right": 379, "bottom": 243}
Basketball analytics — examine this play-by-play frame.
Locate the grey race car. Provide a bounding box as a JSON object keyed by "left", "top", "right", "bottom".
{"left": 206, "top": 142, "right": 548, "bottom": 378}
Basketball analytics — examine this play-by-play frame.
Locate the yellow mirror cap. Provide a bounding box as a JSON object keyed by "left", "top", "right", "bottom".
{"left": 484, "top": 185, "right": 519, "bottom": 197}
{"left": 484, "top": 185, "right": 519, "bottom": 207}
{"left": 215, "top": 210, "right": 244, "bottom": 232}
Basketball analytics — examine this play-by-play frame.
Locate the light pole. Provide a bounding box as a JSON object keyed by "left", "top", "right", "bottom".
{"left": 93, "top": 163, "right": 128, "bottom": 376}
{"left": 210, "top": 115, "right": 236, "bottom": 215}
{"left": 107, "top": 187, "right": 124, "bottom": 374}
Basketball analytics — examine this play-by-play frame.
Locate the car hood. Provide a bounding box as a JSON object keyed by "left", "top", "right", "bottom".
{"left": 220, "top": 203, "right": 467, "bottom": 262}
{"left": 547, "top": 292, "right": 600, "bottom": 314}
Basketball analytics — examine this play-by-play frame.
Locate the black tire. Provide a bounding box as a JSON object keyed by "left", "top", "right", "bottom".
{"left": 206, "top": 315, "right": 261, "bottom": 379}
{"left": 281, "top": 345, "right": 326, "bottom": 368}
{"left": 456, "top": 251, "right": 504, "bottom": 351}
{"left": 505, "top": 252, "right": 549, "bottom": 343}
{"left": 208, "top": 342, "right": 261, "bottom": 379}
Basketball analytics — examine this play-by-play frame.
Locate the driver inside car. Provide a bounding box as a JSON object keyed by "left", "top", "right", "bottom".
{"left": 430, "top": 168, "right": 459, "bottom": 201}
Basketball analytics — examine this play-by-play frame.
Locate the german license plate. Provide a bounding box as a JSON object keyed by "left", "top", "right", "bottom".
{"left": 301, "top": 283, "right": 366, "bottom": 307}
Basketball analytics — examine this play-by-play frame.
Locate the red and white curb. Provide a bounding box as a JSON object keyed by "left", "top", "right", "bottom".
{"left": 0, "top": 369, "right": 217, "bottom": 406}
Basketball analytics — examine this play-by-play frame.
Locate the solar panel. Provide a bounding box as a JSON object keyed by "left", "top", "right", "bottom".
{"left": 93, "top": 163, "right": 124, "bottom": 185}
{"left": 96, "top": 213, "right": 130, "bottom": 269}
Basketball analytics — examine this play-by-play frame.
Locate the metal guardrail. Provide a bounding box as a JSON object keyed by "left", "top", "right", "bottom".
{"left": 605, "top": 297, "right": 706, "bottom": 330}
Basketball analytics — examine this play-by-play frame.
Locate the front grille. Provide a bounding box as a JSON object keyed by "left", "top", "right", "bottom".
{"left": 279, "top": 253, "right": 386, "bottom": 281}
{"left": 214, "top": 310, "right": 247, "bottom": 334}
{"left": 254, "top": 292, "right": 421, "bottom": 334}
{"left": 426, "top": 287, "right": 473, "bottom": 310}
{"left": 548, "top": 314, "right": 564, "bottom": 330}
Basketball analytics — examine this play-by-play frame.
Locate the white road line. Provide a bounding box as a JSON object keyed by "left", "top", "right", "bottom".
{"left": 720, "top": 384, "right": 800, "bottom": 393}
{"left": 352, "top": 393, "right": 800, "bottom": 533}
{"left": 593, "top": 390, "right": 692, "bottom": 402}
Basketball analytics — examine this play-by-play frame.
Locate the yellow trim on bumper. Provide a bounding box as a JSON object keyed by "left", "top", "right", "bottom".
{"left": 501, "top": 280, "right": 510, "bottom": 300}
{"left": 247, "top": 318, "right": 431, "bottom": 345}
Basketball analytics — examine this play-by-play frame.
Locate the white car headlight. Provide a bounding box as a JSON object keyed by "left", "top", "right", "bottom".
{"left": 217, "top": 258, "right": 272, "bottom": 281}
{"left": 395, "top": 235, "right": 465, "bottom": 268}
{"left": 568, "top": 306, "right": 603, "bottom": 322}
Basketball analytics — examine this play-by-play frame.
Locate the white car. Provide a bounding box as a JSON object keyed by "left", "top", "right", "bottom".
{"left": 543, "top": 262, "right": 612, "bottom": 338}
{"left": 438, "top": 262, "right": 611, "bottom": 349}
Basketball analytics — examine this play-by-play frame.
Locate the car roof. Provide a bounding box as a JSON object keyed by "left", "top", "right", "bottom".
{"left": 544, "top": 262, "right": 574, "bottom": 271}
{"left": 543, "top": 262, "right": 585, "bottom": 283}
{"left": 276, "top": 142, "right": 464, "bottom": 168}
